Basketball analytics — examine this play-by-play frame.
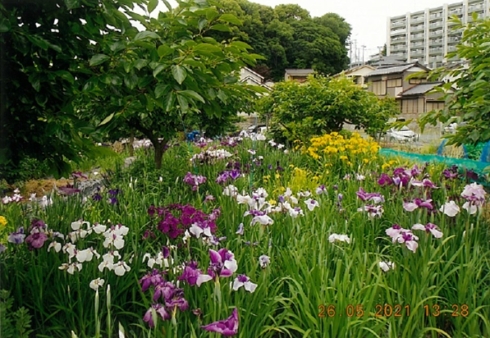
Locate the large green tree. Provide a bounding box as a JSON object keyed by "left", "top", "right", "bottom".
{"left": 420, "top": 15, "right": 490, "bottom": 146}
{"left": 0, "top": 0, "right": 146, "bottom": 179}
{"left": 82, "top": 0, "right": 265, "bottom": 169}
{"left": 208, "top": 0, "right": 351, "bottom": 81}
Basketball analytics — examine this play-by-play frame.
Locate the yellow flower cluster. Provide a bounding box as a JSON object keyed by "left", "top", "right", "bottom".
{"left": 305, "top": 132, "right": 380, "bottom": 169}
{"left": 288, "top": 167, "right": 319, "bottom": 192}
{"left": 0, "top": 216, "right": 7, "bottom": 228}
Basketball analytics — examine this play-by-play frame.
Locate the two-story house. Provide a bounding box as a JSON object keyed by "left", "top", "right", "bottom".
{"left": 365, "top": 62, "right": 444, "bottom": 119}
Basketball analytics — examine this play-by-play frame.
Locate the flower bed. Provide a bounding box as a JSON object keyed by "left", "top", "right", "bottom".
{"left": 1, "top": 132, "right": 489, "bottom": 337}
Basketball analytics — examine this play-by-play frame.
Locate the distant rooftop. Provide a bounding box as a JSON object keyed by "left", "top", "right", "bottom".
{"left": 400, "top": 82, "right": 442, "bottom": 96}
{"left": 285, "top": 69, "right": 315, "bottom": 76}
{"left": 366, "top": 62, "right": 429, "bottom": 77}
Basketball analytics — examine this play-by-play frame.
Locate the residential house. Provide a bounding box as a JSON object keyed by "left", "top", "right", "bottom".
{"left": 336, "top": 65, "right": 375, "bottom": 87}
{"left": 365, "top": 62, "right": 445, "bottom": 119}
{"left": 238, "top": 67, "right": 273, "bottom": 127}
{"left": 240, "top": 67, "right": 274, "bottom": 90}
{"left": 284, "top": 69, "right": 315, "bottom": 82}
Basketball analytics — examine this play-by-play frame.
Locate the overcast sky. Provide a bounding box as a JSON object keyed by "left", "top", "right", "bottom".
{"left": 251, "top": 0, "right": 453, "bottom": 61}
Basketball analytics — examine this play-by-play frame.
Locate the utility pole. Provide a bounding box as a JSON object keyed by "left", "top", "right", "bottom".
{"left": 361, "top": 45, "right": 366, "bottom": 65}
{"left": 348, "top": 39, "right": 353, "bottom": 67}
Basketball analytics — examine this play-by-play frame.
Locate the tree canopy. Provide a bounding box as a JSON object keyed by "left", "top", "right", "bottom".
{"left": 258, "top": 76, "right": 399, "bottom": 144}
{"left": 208, "top": 0, "right": 351, "bottom": 81}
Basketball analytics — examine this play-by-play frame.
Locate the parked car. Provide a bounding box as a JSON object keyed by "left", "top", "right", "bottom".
{"left": 247, "top": 124, "right": 268, "bottom": 134}
{"left": 442, "top": 122, "right": 462, "bottom": 135}
{"left": 386, "top": 126, "right": 419, "bottom": 142}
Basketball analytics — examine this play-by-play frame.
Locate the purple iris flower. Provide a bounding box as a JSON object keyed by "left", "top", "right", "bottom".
{"left": 25, "top": 232, "right": 48, "bottom": 250}
{"left": 378, "top": 173, "right": 393, "bottom": 186}
{"left": 201, "top": 308, "right": 239, "bottom": 336}
{"left": 165, "top": 291, "right": 189, "bottom": 312}
{"left": 92, "top": 193, "right": 102, "bottom": 201}
{"left": 162, "top": 246, "right": 170, "bottom": 259}
{"left": 108, "top": 189, "right": 120, "bottom": 196}
{"left": 72, "top": 171, "right": 88, "bottom": 179}
{"left": 57, "top": 185, "right": 81, "bottom": 195}
{"left": 443, "top": 167, "right": 459, "bottom": 179}
{"left": 403, "top": 198, "right": 434, "bottom": 212}
{"left": 8, "top": 227, "right": 26, "bottom": 244}
{"left": 140, "top": 269, "right": 165, "bottom": 292}
{"left": 148, "top": 205, "right": 156, "bottom": 216}
{"left": 179, "top": 261, "right": 202, "bottom": 286}
{"left": 356, "top": 187, "right": 385, "bottom": 204}
{"left": 108, "top": 197, "right": 118, "bottom": 205}
{"left": 411, "top": 179, "right": 438, "bottom": 189}
{"left": 143, "top": 304, "right": 171, "bottom": 327}
{"left": 464, "top": 169, "right": 478, "bottom": 181}
{"left": 153, "top": 281, "right": 176, "bottom": 303}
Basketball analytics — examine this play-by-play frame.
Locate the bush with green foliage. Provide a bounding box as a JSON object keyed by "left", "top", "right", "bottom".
{"left": 258, "top": 75, "right": 399, "bottom": 144}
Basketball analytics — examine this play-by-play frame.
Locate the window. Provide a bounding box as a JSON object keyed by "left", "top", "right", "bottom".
{"left": 371, "top": 80, "right": 386, "bottom": 95}
{"left": 426, "top": 101, "right": 445, "bottom": 112}
{"left": 387, "top": 78, "right": 402, "bottom": 87}
{"left": 409, "top": 78, "right": 427, "bottom": 84}
{"left": 401, "top": 99, "right": 419, "bottom": 114}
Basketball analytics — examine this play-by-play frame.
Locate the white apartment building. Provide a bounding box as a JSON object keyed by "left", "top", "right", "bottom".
{"left": 387, "top": 0, "right": 490, "bottom": 68}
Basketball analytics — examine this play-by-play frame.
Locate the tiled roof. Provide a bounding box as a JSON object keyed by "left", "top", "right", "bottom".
{"left": 366, "top": 64, "right": 415, "bottom": 77}
{"left": 285, "top": 69, "right": 315, "bottom": 76}
{"left": 400, "top": 82, "right": 441, "bottom": 96}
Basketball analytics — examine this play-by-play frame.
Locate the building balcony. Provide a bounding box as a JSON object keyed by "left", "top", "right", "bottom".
{"left": 410, "top": 34, "right": 425, "bottom": 41}
{"left": 429, "top": 31, "right": 443, "bottom": 37}
{"left": 429, "top": 21, "right": 443, "bottom": 29}
{"left": 391, "top": 29, "right": 406, "bottom": 36}
{"left": 429, "top": 48, "right": 444, "bottom": 55}
{"left": 411, "top": 25, "right": 425, "bottom": 32}
{"left": 429, "top": 39, "right": 444, "bottom": 46}
{"left": 391, "top": 20, "right": 407, "bottom": 28}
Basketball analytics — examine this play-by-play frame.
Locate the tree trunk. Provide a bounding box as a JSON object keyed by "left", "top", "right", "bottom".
{"left": 153, "top": 140, "right": 166, "bottom": 170}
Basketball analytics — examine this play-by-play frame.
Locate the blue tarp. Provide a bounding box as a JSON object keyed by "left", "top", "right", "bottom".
{"left": 379, "top": 148, "right": 490, "bottom": 175}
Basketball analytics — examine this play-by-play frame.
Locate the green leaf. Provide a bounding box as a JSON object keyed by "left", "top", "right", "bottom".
{"left": 89, "top": 54, "right": 111, "bottom": 66}
{"left": 230, "top": 41, "right": 252, "bottom": 50}
{"left": 134, "top": 59, "right": 149, "bottom": 70}
{"left": 55, "top": 70, "right": 74, "bottom": 84}
{"left": 198, "top": 19, "right": 208, "bottom": 32}
{"left": 155, "top": 84, "right": 170, "bottom": 99}
{"left": 146, "top": 94, "right": 155, "bottom": 111}
{"left": 219, "top": 14, "right": 242, "bottom": 26}
{"left": 206, "top": 8, "right": 219, "bottom": 21}
{"left": 210, "top": 24, "right": 231, "bottom": 32}
{"left": 134, "top": 31, "right": 160, "bottom": 41}
{"left": 153, "top": 64, "right": 166, "bottom": 77}
{"left": 98, "top": 113, "right": 114, "bottom": 126}
{"left": 124, "top": 72, "right": 138, "bottom": 90}
{"left": 148, "top": 0, "right": 158, "bottom": 13}
{"left": 171, "top": 65, "right": 187, "bottom": 85}
{"left": 109, "top": 41, "right": 126, "bottom": 53}
{"left": 164, "top": 91, "right": 176, "bottom": 112}
{"left": 179, "top": 90, "right": 205, "bottom": 103}
{"left": 194, "top": 43, "right": 222, "bottom": 54}
{"left": 157, "top": 44, "right": 173, "bottom": 58}
{"left": 177, "top": 94, "right": 189, "bottom": 113}
{"left": 27, "top": 35, "right": 50, "bottom": 50}
{"left": 162, "top": 0, "right": 172, "bottom": 11}
{"left": 64, "top": 0, "right": 80, "bottom": 10}
{"left": 0, "top": 18, "right": 11, "bottom": 32}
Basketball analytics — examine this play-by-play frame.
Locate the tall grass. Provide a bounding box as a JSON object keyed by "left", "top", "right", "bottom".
{"left": 0, "top": 134, "right": 489, "bottom": 337}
